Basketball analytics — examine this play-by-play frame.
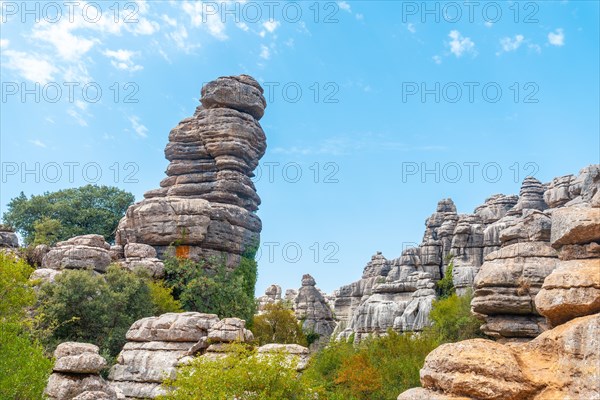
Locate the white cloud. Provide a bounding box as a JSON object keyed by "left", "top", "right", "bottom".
{"left": 133, "top": 19, "right": 160, "bottom": 35}
{"left": 259, "top": 45, "right": 271, "bottom": 60}
{"left": 29, "top": 139, "right": 47, "bottom": 148}
{"left": 67, "top": 108, "right": 88, "bottom": 127}
{"left": 484, "top": 21, "right": 494, "bottom": 28}
{"left": 338, "top": 1, "right": 351, "bottom": 12}
{"left": 498, "top": 34, "right": 524, "bottom": 54}
{"left": 237, "top": 22, "right": 249, "bottom": 32}
{"left": 31, "top": 21, "right": 97, "bottom": 61}
{"left": 263, "top": 19, "right": 280, "bottom": 33}
{"left": 45, "top": 117, "right": 55, "bottom": 124}
{"left": 548, "top": 28, "right": 565, "bottom": 46}
{"left": 129, "top": 116, "right": 148, "bottom": 138}
{"left": 162, "top": 14, "right": 178, "bottom": 27}
{"left": 0, "top": 39, "right": 8, "bottom": 48}
{"left": 2, "top": 49, "right": 58, "bottom": 83}
{"left": 528, "top": 43, "right": 542, "bottom": 53}
{"left": 182, "top": 1, "right": 227, "bottom": 40}
{"left": 448, "top": 30, "right": 475, "bottom": 57}
{"left": 284, "top": 38, "right": 295, "bottom": 47}
{"left": 355, "top": 13, "right": 364, "bottom": 20}
{"left": 75, "top": 100, "right": 88, "bottom": 111}
{"left": 407, "top": 23, "right": 416, "bottom": 33}
{"left": 433, "top": 55, "right": 442, "bottom": 64}
{"left": 103, "top": 49, "right": 144, "bottom": 72}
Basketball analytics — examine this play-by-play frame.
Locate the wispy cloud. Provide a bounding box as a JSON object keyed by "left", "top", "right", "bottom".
{"left": 448, "top": 30, "right": 476, "bottom": 58}
{"left": 103, "top": 49, "right": 144, "bottom": 72}
{"left": 29, "top": 139, "right": 47, "bottom": 148}
{"left": 129, "top": 116, "right": 149, "bottom": 138}
{"left": 67, "top": 108, "right": 88, "bottom": 127}
{"left": 407, "top": 23, "right": 416, "bottom": 34}
{"left": 338, "top": 1, "right": 351, "bottom": 12}
{"left": 260, "top": 45, "right": 271, "bottom": 60}
{"left": 548, "top": 28, "right": 565, "bottom": 46}
{"left": 497, "top": 34, "right": 524, "bottom": 55}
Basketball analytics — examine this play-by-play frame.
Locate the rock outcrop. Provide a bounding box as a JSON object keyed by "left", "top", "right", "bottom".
{"left": 114, "top": 75, "right": 267, "bottom": 268}
{"left": 108, "top": 312, "right": 256, "bottom": 399}
{"left": 257, "top": 284, "right": 283, "bottom": 312}
{"left": 117, "top": 243, "right": 165, "bottom": 278}
{"left": 257, "top": 343, "right": 310, "bottom": 371}
{"left": 42, "top": 235, "right": 112, "bottom": 273}
{"left": 0, "top": 226, "right": 19, "bottom": 249}
{"left": 45, "top": 342, "right": 119, "bottom": 400}
{"left": 295, "top": 274, "right": 337, "bottom": 348}
{"left": 397, "top": 172, "right": 600, "bottom": 399}
{"left": 337, "top": 166, "right": 599, "bottom": 341}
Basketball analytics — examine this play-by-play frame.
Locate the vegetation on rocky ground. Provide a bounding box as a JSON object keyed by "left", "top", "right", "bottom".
{"left": 3, "top": 185, "right": 134, "bottom": 245}
{"left": 35, "top": 265, "right": 182, "bottom": 360}
{"left": 252, "top": 302, "right": 308, "bottom": 346}
{"left": 163, "top": 247, "right": 258, "bottom": 325}
{"left": 0, "top": 253, "right": 52, "bottom": 399}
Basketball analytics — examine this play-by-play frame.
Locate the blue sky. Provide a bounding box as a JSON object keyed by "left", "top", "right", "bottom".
{"left": 1, "top": 1, "right": 598, "bottom": 294}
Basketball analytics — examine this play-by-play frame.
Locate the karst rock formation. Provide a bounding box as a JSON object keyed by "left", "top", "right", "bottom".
{"left": 115, "top": 75, "right": 267, "bottom": 267}
{"left": 331, "top": 165, "right": 599, "bottom": 341}
{"left": 397, "top": 176, "right": 600, "bottom": 400}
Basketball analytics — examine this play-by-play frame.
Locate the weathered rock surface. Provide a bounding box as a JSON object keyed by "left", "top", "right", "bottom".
{"left": 295, "top": 274, "right": 337, "bottom": 348}
{"left": 535, "top": 259, "right": 600, "bottom": 326}
{"left": 30, "top": 268, "right": 62, "bottom": 285}
{"left": 399, "top": 313, "right": 600, "bottom": 400}
{"left": 115, "top": 75, "right": 267, "bottom": 268}
{"left": 257, "top": 284, "right": 283, "bottom": 313}
{"left": 45, "top": 342, "right": 118, "bottom": 400}
{"left": 109, "top": 313, "right": 257, "bottom": 398}
{"left": 0, "top": 227, "right": 19, "bottom": 248}
{"left": 42, "top": 234, "right": 112, "bottom": 273}
{"left": 116, "top": 243, "right": 165, "bottom": 278}
{"left": 257, "top": 343, "right": 310, "bottom": 371}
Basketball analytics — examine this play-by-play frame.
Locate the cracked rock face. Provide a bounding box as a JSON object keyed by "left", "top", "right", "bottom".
{"left": 294, "top": 274, "right": 337, "bottom": 348}
{"left": 42, "top": 234, "right": 112, "bottom": 273}
{"left": 115, "top": 75, "right": 267, "bottom": 267}
{"left": 45, "top": 342, "right": 118, "bottom": 400}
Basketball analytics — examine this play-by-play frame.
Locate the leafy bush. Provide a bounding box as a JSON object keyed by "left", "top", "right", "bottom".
{"left": 148, "top": 280, "right": 183, "bottom": 315}
{"left": 163, "top": 248, "right": 258, "bottom": 324}
{"left": 36, "top": 265, "right": 180, "bottom": 358}
{"left": 159, "top": 344, "right": 317, "bottom": 400}
{"left": 301, "top": 331, "right": 438, "bottom": 399}
{"left": 0, "top": 254, "right": 52, "bottom": 399}
{"left": 252, "top": 302, "right": 307, "bottom": 346}
{"left": 3, "top": 185, "right": 134, "bottom": 245}
{"left": 436, "top": 261, "right": 455, "bottom": 299}
{"left": 427, "top": 290, "right": 483, "bottom": 343}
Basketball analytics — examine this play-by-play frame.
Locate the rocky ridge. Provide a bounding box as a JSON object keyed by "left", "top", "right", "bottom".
{"left": 397, "top": 181, "right": 600, "bottom": 399}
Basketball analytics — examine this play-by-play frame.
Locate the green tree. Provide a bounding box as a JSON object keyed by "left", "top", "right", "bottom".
{"left": 427, "top": 290, "right": 483, "bottom": 343}
{"left": 36, "top": 265, "right": 181, "bottom": 358}
{"left": 32, "top": 217, "right": 63, "bottom": 246}
{"left": 160, "top": 344, "right": 317, "bottom": 400}
{"left": 3, "top": 185, "right": 135, "bottom": 245}
{"left": 163, "top": 249, "right": 258, "bottom": 324}
{"left": 0, "top": 253, "right": 52, "bottom": 399}
{"left": 252, "top": 302, "right": 307, "bottom": 346}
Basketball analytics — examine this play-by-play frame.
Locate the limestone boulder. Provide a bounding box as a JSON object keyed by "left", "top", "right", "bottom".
{"left": 42, "top": 234, "right": 111, "bottom": 272}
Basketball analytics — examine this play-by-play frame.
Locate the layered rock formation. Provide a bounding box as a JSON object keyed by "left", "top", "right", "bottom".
{"left": 257, "top": 284, "right": 283, "bottom": 312}
{"left": 257, "top": 343, "right": 311, "bottom": 371}
{"left": 335, "top": 166, "right": 599, "bottom": 341}
{"left": 115, "top": 75, "right": 267, "bottom": 268}
{"left": 117, "top": 243, "right": 165, "bottom": 278}
{"left": 0, "top": 226, "right": 19, "bottom": 249}
{"left": 108, "top": 312, "right": 256, "bottom": 399}
{"left": 294, "top": 274, "right": 337, "bottom": 348}
{"left": 397, "top": 173, "right": 600, "bottom": 399}
{"left": 45, "top": 342, "right": 120, "bottom": 400}
{"left": 42, "top": 234, "right": 112, "bottom": 273}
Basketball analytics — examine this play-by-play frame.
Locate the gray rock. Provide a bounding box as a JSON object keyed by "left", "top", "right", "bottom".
{"left": 42, "top": 234, "right": 112, "bottom": 273}
{"left": 201, "top": 75, "right": 267, "bottom": 120}
{"left": 295, "top": 274, "right": 337, "bottom": 348}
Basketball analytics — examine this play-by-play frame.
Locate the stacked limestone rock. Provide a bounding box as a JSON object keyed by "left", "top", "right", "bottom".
{"left": 115, "top": 75, "right": 267, "bottom": 267}
{"left": 397, "top": 188, "right": 600, "bottom": 400}
{"left": 45, "top": 342, "right": 120, "bottom": 400}
{"left": 295, "top": 274, "right": 337, "bottom": 348}
{"left": 117, "top": 243, "right": 165, "bottom": 278}
{"left": 257, "top": 344, "right": 311, "bottom": 371}
{"left": 256, "top": 284, "right": 283, "bottom": 313}
{"left": 471, "top": 210, "right": 559, "bottom": 340}
{"left": 335, "top": 166, "right": 599, "bottom": 341}
{"left": 0, "top": 225, "right": 19, "bottom": 254}
{"left": 108, "top": 313, "right": 255, "bottom": 399}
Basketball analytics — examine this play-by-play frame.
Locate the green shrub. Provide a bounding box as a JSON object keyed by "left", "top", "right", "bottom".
{"left": 163, "top": 248, "right": 258, "bottom": 324}
{"left": 301, "top": 331, "right": 438, "bottom": 399}
{"left": 149, "top": 280, "right": 184, "bottom": 315}
{"left": 159, "top": 344, "right": 317, "bottom": 400}
{"left": 436, "top": 261, "right": 455, "bottom": 299}
{"left": 36, "top": 265, "right": 180, "bottom": 358}
{"left": 0, "top": 254, "right": 52, "bottom": 399}
{"left": 427, "top": 290, "right": 483, "bottom": 343}
{"left": 252, "top": 302, "right": 307, "bottom": 346}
